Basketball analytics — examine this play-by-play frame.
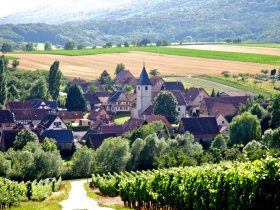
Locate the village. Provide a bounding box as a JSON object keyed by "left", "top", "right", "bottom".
{"left": 0, "top": 65, "right": 252, "bottom": 154}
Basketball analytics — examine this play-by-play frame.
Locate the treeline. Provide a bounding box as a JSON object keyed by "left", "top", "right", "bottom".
{"left": 92, "top": 158, "right": 280, "bottom": 210}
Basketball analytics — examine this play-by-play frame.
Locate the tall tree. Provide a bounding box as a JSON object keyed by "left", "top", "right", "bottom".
{"left": 12, "top": 59, "right": 20, "bottom": 70}
{"left": 150, "top": 69, "right": 159, "bottom": 77}
{"left": 25, "top": 42, "right": 34, "bottom": 51}
{"left": 66, "top": 84, "right": 86, "bottom": 111}
{"left": 1, "top": 43, "right": 13, "bottom": 53}
{"left": 115, "top": 63, "right": 125, "bottom": 75}
{"left": 99, "top": 70, "right": 114, "bottom": 92}
{"left": 229, "top": 112, "right": 261, "bottom": 145}
{"left": 270, "top": 94, "right": 280, "bottom": 128}
{"left": 153, "top": 91, "right": 179, "bottom": 123}
{"left": 0, "top": 56, "right": 7, "bottom": 105}
{"left": 14, "top": 129, "right": 39, "bottom": 150}
{"left": 64, "top": 41, "right": 76, "bottom": 50}
{"left": 48, "top": 61, "right": 62, "bottom": 100}
{"left": 44, "top": 42, "right": 52, "bottom": 51}
{"left": 30, "top": 79, "right": 48, "bottom": 100}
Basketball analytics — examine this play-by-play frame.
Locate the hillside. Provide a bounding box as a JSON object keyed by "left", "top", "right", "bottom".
{"left": 0, "top": 0, "right": 280, "bottom": 45}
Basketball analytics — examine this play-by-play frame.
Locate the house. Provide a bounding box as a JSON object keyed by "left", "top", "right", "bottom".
{"left": 100, "top": 124, "right": 124, "bottom": 136}
{"left": 87, "top": 108, "right": 112, "bottom": 124}
{"left": 126, "top": 93, "right": 137, "bottom": 108}
{"left": 12, "top": 109, "right": 48, "bottom": 127}
{"left": 70, "top": 78, "right": 103, "bottom": 92}
{"left": 58, "top": 111, "right": 84, "bottom": 122}
{"left": 169, "top": 90, "right": 187, "bottom": 119}
{"left": 85, "top": 133, "right": 117, "bottom": 149}
{"left": 150, "top": 77, "right": 165, "bottom": 92}
{"left": 84, "top": 93, "right": 101, "bottom": 111}
{"left": 162, "top": 81, "right": 186, "bottom": 96}
{"left": 115, "top": 70, "right": 137, "bottom": 88}
{"left": 79, "top": 119, "right": 93, "bottom": 126}
{"left": 108, "top": 92, "right": 132, "bottom": 114}
{"left": 178, "top": 117, "right": 220, "bottom": 146}
{"left": 123, "top": 118, "right": 147, "bottom": 133}
{"left": 0, "top": 110, "right": 15, "bottom": 129}
{"left": 146, "top": 115, "right": 172, "bottom": 128}
{"left": 42, "top": 130, "right": 74, "bottom": 154}
{"left": 185, "top": 88, "right": 209, "bottom": 113}
{"left": 6, "top": 101, "right": 33, "bottom": 111}
{"left": 95, "top": 92, "right": 110, "bottom": 105}
{"left": 30, "top": 99, "right": 58, "bottom": 110}
{"left": 38, "top": 114, "right": 67, "bottom": 130}
{"left": 142, "top": 105, "right": 154, "bottom": 120}
{"left": 200, "top": 96, "right": 249, "bottom": 119}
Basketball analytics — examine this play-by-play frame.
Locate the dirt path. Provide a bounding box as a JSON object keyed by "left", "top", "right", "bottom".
{"left": 60, "top": 180, "right": 113, "bottom": 210}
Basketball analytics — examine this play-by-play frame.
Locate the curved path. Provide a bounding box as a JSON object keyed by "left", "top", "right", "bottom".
{"left": 60, "top": 180, "right": 113, "bottom": 210}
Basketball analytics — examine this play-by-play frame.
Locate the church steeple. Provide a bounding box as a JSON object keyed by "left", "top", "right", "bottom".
{"left": 137, "top": 66, "right": 152, "bottom": 86}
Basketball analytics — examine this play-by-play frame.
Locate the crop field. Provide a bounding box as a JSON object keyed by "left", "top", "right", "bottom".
{"left": 7, "top": 51, "right": 276, "bottom": 80}
{"left": 164, "top": 76, "right": 243, "bottom": 94}
{"left": 233, "top": 43, "right": 280, "bottom": 49}
{"left": 11, "top": 46, "right": 280, "bottom": 65}
{"left": 170, "top": 44, "right": 280, "bottom": 56}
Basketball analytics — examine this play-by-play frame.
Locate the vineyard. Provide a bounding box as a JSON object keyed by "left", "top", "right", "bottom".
{"left": 92, "top": 158, "right": 280, "bottom": 210}
{"left": 0, "top": 177, "right": 62, "bottom": 209}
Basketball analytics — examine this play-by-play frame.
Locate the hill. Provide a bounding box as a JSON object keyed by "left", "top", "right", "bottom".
{"left": 0, "top": 0, "right": 280, "bottom": 45}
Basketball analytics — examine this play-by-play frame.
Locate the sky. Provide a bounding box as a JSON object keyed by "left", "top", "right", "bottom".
{"left": 0, "top": 0, "right": 48, "bottom": 17}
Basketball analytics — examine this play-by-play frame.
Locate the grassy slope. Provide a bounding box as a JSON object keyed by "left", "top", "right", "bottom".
{"left": 114, "top": 114, "right": 131, "bottom": 125}
{"left": 12, "top": 46, "right": 280, "bottom": 65}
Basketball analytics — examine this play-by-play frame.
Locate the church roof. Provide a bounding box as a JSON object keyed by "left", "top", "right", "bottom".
{"left": 137, "top": 67, "right": 152, "bottom": 86}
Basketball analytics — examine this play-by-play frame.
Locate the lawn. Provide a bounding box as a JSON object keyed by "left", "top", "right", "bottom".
{"left": 114, "top": 114, "right": 131, "bottom": 125}
{"left": 164, "top": 76, "right": 242, "bottom": 94}
{"left": 12, "top": 46, "right": 280, "bottom": 65}
{"left": 11, "top": 181, "right": 71, "bottom": 210}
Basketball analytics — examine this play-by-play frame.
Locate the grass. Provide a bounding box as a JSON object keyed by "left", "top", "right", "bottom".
{"left": 11, "top": 46, "right": 280, "bottom": 65}
{"left": 164, "top": 76, "right": 242, "bottom": 94}
{"left": 114, "top": 114, "right": 131, "bottom": 125}
{"left": 202, "top": 75, "right": 278, "bottom": 97}
{"left": 84, "top": 183, "right": 130, "bottom": 210}
{"left": 11, "top": 181, "right": 71, "bottom": 210}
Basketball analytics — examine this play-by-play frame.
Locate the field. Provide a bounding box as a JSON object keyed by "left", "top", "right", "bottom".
{"left": 170, "top": 44, "right": 280, "bottom": 56}
{"left": 164, "top": 76, "right": 242, "bottom": 94}
{"left": 7, "top": 51, "right": 276, "bottom": 80}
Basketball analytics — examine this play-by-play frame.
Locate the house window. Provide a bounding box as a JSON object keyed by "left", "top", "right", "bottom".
{"left": 54, "top": 122, "right": 62, "bottom": 128}
{"left": 222, "top": 120, "right": 225, "bottom": 124}
{"left": 145, "top": 86, "right": 148, "bottom": 90}
{"left": 178, "top": 107, "right": 181, "bottom": 111}
{"left": 120, "top": 107, "right": 122, "bottom": 110}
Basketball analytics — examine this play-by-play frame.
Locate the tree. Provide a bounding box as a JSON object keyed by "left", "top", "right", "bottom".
{"left": 127, "top": 138, "right": 146, "bottom": 170}
{"left": 95, "top": 137, "right": 130, "bottom": 173}
{"left": 71, "top": 147, "right": 95, "bottom": 178}
{"left": 42, "top": 138, "right": 57, "bottom": 152}
{"left": 262, "top": 128, "right": 280, "bottom": 149}
{"left": 211, "top": 134, "right": 227, "bottom": 151}
{"left": 150, "top": 69, "right": 159, "bottom": 77}
{"left": 210, "top": 89, "right": 216, "bottom": 97}
{"left": 115, "top": 63, "right": 125, "bottom": 75}
{"left": 99, "top": 70, "right": 114, "bottom": 92}
{"left": 175, "top": 133, "right": 203, "bottom": 158}
{"left": 1, "top": 43, "right": 13, "bottom": 53}
{"left": 64, "top": 41, "right": 76, "bottom": 50}
{"left": 229, "top": 112, "right": 261, "bottom": 145}
{"left": 30, "top": 79, "right": 47, "bottom": 100}
{"left": 25, "top": 42, "right": 34, "bottom": 51}
{"left": 123, "top": 84, "right": 134, "bottom": 93}
{"left": 0, "top": 152, "right": 10, "bottom": 177}
{"left": 153, "top": 91, "right": 179, "bottom": 123}
{"left": 44, "top": 42, "right": 52, "bottom": 51}
{"left": 0, "top": 56, "right": 7, "bottom": 105}
{"left": 103, "top": 42, "right": 112, "bottom": 48}
{"left": 12, "top": 59, "right": 20, "bottom": 70}
{"left": 66, "top": 84, "right": 86, "bottom": 111}
{"left": 87, "top": 85, "right": 98, "bottom": 93}
{"left": 243, "top": 140, "right": 268, "bottom": 161}
{"left": 249, "top": 103, "right": 266, "bottom": 119}
{"left": 8, "top": 84, "right": 19, "bottom": 100}
{"left": 14, "top": 129, "right": 39, "bottom": 150}
{"left": 48, "top": 61, "right": 62, "bottom": 100}
{"left": 77, "top": 44, "right": 85, "bottom": 50}
{"left": 124, "top": 41, "right": 129, "bottom": 47}
{"left": 139, "top": 38, "right": 150, "bottom": 46}
{"left": 270, "top": 94, "right": 280, "bottom": 128}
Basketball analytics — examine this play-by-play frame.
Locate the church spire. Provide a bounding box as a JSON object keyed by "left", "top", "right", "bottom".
{"left": 137, "top": 66, "right": 152, "bottom": 85}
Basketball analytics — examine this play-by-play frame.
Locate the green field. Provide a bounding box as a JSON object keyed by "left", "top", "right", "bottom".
{"left": 164, "top": 76, "right": 244, "bottom": 94}
{"left": 12, "top": 46, "right": 280, "bottom": 65}
{"left": 114, "top": 114, "right": 131, "bottom": 125}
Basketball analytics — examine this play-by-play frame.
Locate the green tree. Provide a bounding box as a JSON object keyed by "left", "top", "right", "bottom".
{"left": 99, "top": 70, "right": 114, "bottom": 92}
{"left": 8, "top": 84, "right": 19, "bottom": 100}
{"left": 0, "top": 56, "right": 7, "bottom": 105}
{"left": 262, "top": 128, "right": 280, "bottom": 149}
{"left": 14, "top": 129, "right": 39, "bottom": 150}
{"left": 64, "top": 41, "right": 76, "bottom": 50}
{"left": 66, "top": 84, "right": 86, "bottom": 111}
{"left": 270, "top": 94, "right": 280, "bottom": 128}
{"left": 150, "top": 69, "right": 159, "bottom": 77}
{"left": 211, "top": 134, "right": 227, "bottom": 151}
{"left": 103, "top": 42, "right": 112, "bottom": 48}
{"left": 12, "top": 59, "right": 20, "bottom": 70}
{"left": 127, "top": 138, "right": 146, "bottom": 170}
{"left": 158, "top": 147, "right": 190, "bottom": 168}
{"left": 71, "top": 147, "right": 95, "bottom": 178}
{"left": 1, "top": 42, "right": 13, "bottom": 53}
{"left": 153, "top": 91, "right": 179, "bottom": 123}
{"left": 123, "top": 84, "right": 134, "bottom": 93}
{"left": 175, "top": 133, "right": 203, "bottom": 158}
{"left": 139, "top": 38, "right": 150, "bottom": 46}
{"left": 48, "top": 61, "right": 62, "bottom": 100}
{"left": 210, "top": 89, "right": 216, "bottom": 97}
{"left": 95, "top": 137, "right": 131, "bottom": 173}
{"left": 124, "top": 41, "right": 129, "bottom": 47}
{"left": 115, "top": 63, "right": 125, "bottom": 75}
{"left": 44, "top": 42, "right": 52, "bottom": 51}
{"left": 87, "top": 85, "right": 98, "bottom": 93}
{"left": 77, "top": 44, "right": 85, "bottom": 50}
{"left": 243, "top": 140, "right": 268, "bottom": 161}
{"left": 229, "top": 112, "right": 262, "bottom": 145}
{"left": 42, "top": 138, "right": 57, "bottom": 152}
{"left": 249, "top": 103, "right": 266, "bottom": 119}
{"left": 25, "top": 42, "right": 34, "bottom": 51}
{"left": 0, "top": 152, "right": 10, "bottom": 177}
{"left": 30, "top": 79, "right": 47, "bottom": 100}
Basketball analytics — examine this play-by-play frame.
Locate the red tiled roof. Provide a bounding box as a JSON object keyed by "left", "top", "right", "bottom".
{"left": 150, "top": 77, "right": 165, "bottom": 92}
{"left": 147, "top": 115, "right": 172, "bottom": 127}
{"left": 123, "top": 118, "right": 147, "bottom": 133}
{"left": 58, "top": 111, "right": 84, "bottom": 120}
{"left": 185, "top": 88, "right": 208, "bottom": 104}
{"left": 6, "top": 101, "right": 33, "bottom": 110}
{"left": 116, "top": 70, "right": 137, "bottom": 87}
{"left": 12, "top": 109, "right": 48, "bottom": 121}
{"left": 100, "top": 125, "right": 124, "bottom": 136}
{"left": 169, "top": 90, "right": 187, "bottom": 106}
